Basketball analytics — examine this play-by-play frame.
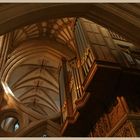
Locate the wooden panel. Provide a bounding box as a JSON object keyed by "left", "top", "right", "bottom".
{"left": 87, "top": 32, "right": 97, "bottom": 44}
{"left": 113, "top": 120, "right": 136, "bottom": 137}
{"left": 99, "top": 26, "right": 109, "bottom": 37}
{"left": 131, "top": 119, "right": 140, "bottom": 136}
{"left": 91, "top": 45, "right": 105, "bottom": 61}
{"left": 108, "top": 97, "right": 126, "bottom": 128}
{"left": 90, "top": 23, "right": 100, "bottom": 33}
{"left": 111, "top": 49, "right": 125, "bottom": 65}
{"left": 92, "top": 114, "right": 111, "bottom": 137}
{"left": 91, "top": 97, "right": 128, "bottom": 137}
{"left": 95, "top": 33, "right": 106, "bottom": 45}
{"left": 83, "top": 22, "right": 92, "bottom": 32}
{"left": 104, "top": 38, "right": 116, "bottom": 49}
{"left": 79, "top": 18, "right": 117, "bottom": 63}
{"left": 101, "top": 46, "right": 116, "bottom": 62}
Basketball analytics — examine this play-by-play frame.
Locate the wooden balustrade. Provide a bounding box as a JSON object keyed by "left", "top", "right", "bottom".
{"left": 81, "top": 47, "right": 95, "bottom": 78}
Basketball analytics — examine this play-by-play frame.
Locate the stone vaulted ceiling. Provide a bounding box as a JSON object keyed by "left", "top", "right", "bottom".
{"left": 2, "top": 17, "right": 76, "bottom": 118}
{"left": 9, "top": 17, "right": 76, "bottom": 53}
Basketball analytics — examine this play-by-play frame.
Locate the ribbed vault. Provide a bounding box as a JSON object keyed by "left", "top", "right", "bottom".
{"left": 8, "top": 17, "right": 76, "bottom": 54}
{"left": 1, "top": 17, "right": 76, "bottom": 118}
{"left": 6, "top": 48, "right": 61, "bottom": 117}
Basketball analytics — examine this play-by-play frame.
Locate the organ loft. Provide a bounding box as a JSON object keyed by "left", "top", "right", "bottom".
{"left": 0, "top": 3, "right": 140, "bottom": 137}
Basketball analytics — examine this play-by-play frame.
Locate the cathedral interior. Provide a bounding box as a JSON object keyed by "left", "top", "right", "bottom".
{"left": 0, "top": 3, "right": 140, "bottom": 137}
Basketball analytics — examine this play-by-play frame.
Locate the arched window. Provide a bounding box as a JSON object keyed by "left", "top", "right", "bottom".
{"left": 14, "top": 121, "right": 20, "bottom": 132}
{"left": 1, "top": 117, "right": 20, "bottom": 133}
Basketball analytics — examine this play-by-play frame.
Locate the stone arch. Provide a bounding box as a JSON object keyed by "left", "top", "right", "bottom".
{"left": 0, "top": 4, "right": 139, "bottom": 45}
{"left": 0, "top": 108, "right": 28, "bottom": 136}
